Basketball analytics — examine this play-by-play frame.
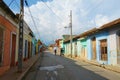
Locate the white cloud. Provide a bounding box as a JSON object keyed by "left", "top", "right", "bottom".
{"left": 94, "top": 14, "right": 110, "bottom": 27}
{"left": 23, "top": 0, "right": 120, "bottom": 45}
{"left": 24, "top": 0, "right": 84, "bottom": 45}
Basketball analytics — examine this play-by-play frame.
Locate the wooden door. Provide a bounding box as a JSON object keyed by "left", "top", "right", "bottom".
{"left": 74, "top": 42, "right": 77, "bottom": 57}
{"left": 81, "top": 46, "right": 85, "bottom": 58}
{"left": 100, "top": 39, "right": 107, "bottom": 61}
{"left": 31, "top": 42, "right": 33, "bottom": 57}
{"left": 24, "top": 40, "right": 27, "bottom": 60}
{"left": 11, "top": 34, "right": 16, "bottom": 66}
{"left": 92, "top": 37, "right": 96, "bottom": 60}
{"left": 28, "top": 41, "right": 30, "bottom": 58}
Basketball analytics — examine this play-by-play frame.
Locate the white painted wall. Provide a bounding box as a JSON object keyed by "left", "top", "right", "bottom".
{"left": 108, "top": 27, "right": 120, "bottom": 65}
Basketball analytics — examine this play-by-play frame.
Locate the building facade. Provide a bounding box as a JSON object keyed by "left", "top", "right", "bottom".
{"left": 63, "top": 18, "right": 120, "bottom": 66}
{"left": 0, "top": 1, "right": 19, "bottom": 75}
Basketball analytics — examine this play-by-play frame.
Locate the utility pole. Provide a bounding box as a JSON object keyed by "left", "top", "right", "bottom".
{"left": 70, "top": 10, "right": 72, "bottom": 58}
{"left": 18, "top": 0, "right": 24, "bottom": 72}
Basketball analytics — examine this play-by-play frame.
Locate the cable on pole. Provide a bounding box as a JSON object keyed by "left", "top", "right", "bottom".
{"left": 41, "top": 0, "right": 63, "bottom": 22}
{"left": 25, "top": 0, "right": 45, "bottom": 43}
{"left": 8, "top": 0, "right": 15, "bottom": 7}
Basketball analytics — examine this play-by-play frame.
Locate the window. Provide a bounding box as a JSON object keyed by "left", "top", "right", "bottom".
{"left": 0, "top": 26, "right": 4, "bottom": 66}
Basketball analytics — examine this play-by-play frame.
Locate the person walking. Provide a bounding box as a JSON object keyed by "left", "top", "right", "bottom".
{"left": 53, "top": 46, "right": 57, "bottom": 55}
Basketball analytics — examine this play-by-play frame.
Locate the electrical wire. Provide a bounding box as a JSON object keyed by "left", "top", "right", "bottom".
{"left": 25, "top": 0, "right": 47, "bottom": 44}
{"left": 8, "top": 0, "right": 15, "bottom": 7}
{"left": 13, "top": 0, "right": 45, "bottom": 44}
{"left": 41, "top": 0, "right": 63, "bottom": 22}
{"left": 25, "top": 0, "right": 65, "bottom": 45}
{"left": 84, "top": 0, "right": 104, "bottom": 16}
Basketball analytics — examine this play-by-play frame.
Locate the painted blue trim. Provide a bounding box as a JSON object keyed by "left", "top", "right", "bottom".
{"left": 87, "top": 38, "right": 92, "bottom": 60}
{"left": 87, "top": 30, "right": 109, "bottom": 64}
{"left": 96, "top": 31, "right": 109, "bottom": 64}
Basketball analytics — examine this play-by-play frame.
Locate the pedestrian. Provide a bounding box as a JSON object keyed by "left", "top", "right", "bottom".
{"left": 53, "top": 46, "right": 57, "bottom": 55}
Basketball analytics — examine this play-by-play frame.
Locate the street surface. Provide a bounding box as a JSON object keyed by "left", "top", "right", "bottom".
{"left": 23, "top": 51, "right": 120, "bottom": 80}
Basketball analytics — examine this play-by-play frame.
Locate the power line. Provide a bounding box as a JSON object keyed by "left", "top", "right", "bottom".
{"left": 41, "top": 0, "right": 63, "bottom": 22}
{"left": 14, "top": 0, "right": 62, "bottom": 45}
{"left": 25, "top": 0, "right": 44, "bottom": 43}
{"left": 8, "top": 0, "right": 15, "bottom": 7}
{"left": 14, "top": 0, "right": 42, "bottom": 25}
{"left": 84, "top": 0, "right": 104, "bottom": 16}
{"left": 15, "top": 0, "right": 79, "bottom": 44}
{"left": 14, "top": 0, "right": 20, "bottom": 8}
{"left": 26, "top": 2, "right": 64, "bottom": 43}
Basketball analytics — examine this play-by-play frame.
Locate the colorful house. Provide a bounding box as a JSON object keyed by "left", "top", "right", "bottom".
{"left": 87, "top": 29, "right": 109, "bottom": 64}
{"left": 102, "top": 18, "right": 120, "bottom": 65}
{"left": 72, "top": 29, "right": 97, "bottom": 59}
{"left": 22, "top": 22, "right": 31, "bottom": 61}
{"left": 32, "top": 35, "right": 37, "bottom": 56}
{"left": 63, "top": 18, "right": 120, "bottom": 66}
{"left": 87, "top": 18, "right": 120, "bottom": 65}
{"left": 28, "top": 30, "right": 34, "bottom": 58}
{"left": 0, "top": 1, "right": 19, "bottom": 75}
{"left": 55, "top": 39, "right": 63, "bottom": 55}
{"left": 63, "top": 35, "right": 77, "bottom": 56}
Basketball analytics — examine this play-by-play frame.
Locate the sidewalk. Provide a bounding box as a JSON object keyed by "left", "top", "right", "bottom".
{"left": 65, "top": 56, "right": 120, "bottom": 73}
{"left": 0, "top": 54, "right": 41, "bottom": 80}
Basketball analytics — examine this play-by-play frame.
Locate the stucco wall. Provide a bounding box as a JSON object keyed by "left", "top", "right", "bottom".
{"left": 108, "top": 27, "right": 120, "bottom": 65}
{"left": 0, "top": 15, "right": 17, "bottom": 75}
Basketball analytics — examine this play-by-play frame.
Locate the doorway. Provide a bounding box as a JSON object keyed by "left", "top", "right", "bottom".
{"left": 28, "top": 41, "right": 30, "bottom": 58}
{"left": 74, "top": 42, "right": 77, "bottom": 57}
{"left": 92, "top": 37, "right": 96, "bottom": 60}
{"left": 81, "top": 45, "right": 87, "bottom": 58}
{"left": 100, "top": 39, "right": 107, "bottom": 61}
{"left": 24, "top": 40, "right": 28, "bottom": 60}
{"left": 10, "top": 34, "right": 16, "bottom": 66}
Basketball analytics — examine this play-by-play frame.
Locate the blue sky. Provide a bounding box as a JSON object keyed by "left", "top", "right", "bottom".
{"left": 4, "top": 0, "right": 120, "bottom": 45}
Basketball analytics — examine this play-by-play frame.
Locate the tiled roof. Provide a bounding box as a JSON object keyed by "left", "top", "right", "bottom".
{"left": 64, "top": 18, "right": 120, "bottom": 43}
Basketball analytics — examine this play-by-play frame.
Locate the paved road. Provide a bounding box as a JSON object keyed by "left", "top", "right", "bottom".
{"left": 23, "top": 51, "right": 120, "bottom": 80}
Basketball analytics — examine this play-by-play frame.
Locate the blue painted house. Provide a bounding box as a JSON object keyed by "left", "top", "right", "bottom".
{"left": 87, "top": 30, "right": 109, "bottom": 64}
{"left": 83, "top": 18, "right": 120, "bottom": 65}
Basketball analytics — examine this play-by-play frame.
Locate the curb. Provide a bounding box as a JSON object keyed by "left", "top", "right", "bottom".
{"left": 82, "top": 60, "right": 120, "bottom": 73}
{"left": 64, "top": 56, "right": 120, "bottom": 73}
{"left": 17, "top": 54, "right": 40, "bottom": 80}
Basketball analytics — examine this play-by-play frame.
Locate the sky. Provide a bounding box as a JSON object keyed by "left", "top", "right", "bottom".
{"left": 4, "top": 0, "right": 120, "bottom": 45}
